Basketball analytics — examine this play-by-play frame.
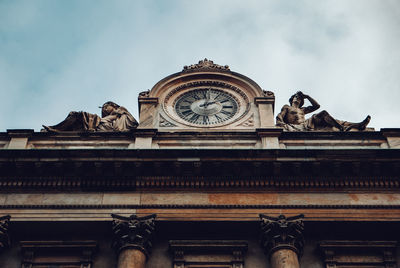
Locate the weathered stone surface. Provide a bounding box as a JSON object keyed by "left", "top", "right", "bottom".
{"left": 7, "top": 137, "right": 28, "bottom": 149}
{"left": 42, "top": 193, "right": 103, "bottom": 205}
{"left": 141, "top": 193, "right": 209, "bottom": 205}
{"left": 118, "top": 249, "right": 146, "bottom": 268}
{"left": 270, "top": 249, "right": 300, "bottom": 268}
{"left": 5, "top": 194, "right": 44, "bottom": 205}
{"left": 208, "top": 193, "right": 278, "bottom": 205}
{"left": 102, "top": 193, "right": 140, "bottom": 205}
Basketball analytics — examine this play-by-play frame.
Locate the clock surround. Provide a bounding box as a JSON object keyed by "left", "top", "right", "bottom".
{"left": 163, "top": 81, "right": 250, "bottom": 128}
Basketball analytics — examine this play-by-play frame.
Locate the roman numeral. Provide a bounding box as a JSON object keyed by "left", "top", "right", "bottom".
{"left": 182, "top": 110, "right": 193, "bottom": 116}
{"left": 191, "top": 93, "right": 200, "bottom": 100}
{"left": 220, "top": 110, "right": 232, "bottom": 115}
{"left": 214, "top": 93, "right": 222, "bottom": 101}
{"left": 179, "top": 105, "right": 190, "bottom": 110}
{"left": 189, "top": 113, "right": 200, "bottom": 122}
{"left": 202, "top": 116, "right": 209, "bottom": 124}
{"left": 215, "top": 114, "right": 222, "bottom": 121}
{"left": 223, "top": 105, "right": 233, "bottom": 108}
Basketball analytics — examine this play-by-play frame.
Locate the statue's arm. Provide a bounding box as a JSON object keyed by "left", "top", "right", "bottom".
{"left": 276, "top": 105, "right": 289, "bottom": 126}
{"left": 303, "top": 94, "right": 320, "bottom": 114}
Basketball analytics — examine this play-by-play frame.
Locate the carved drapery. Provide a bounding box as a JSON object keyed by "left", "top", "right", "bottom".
{"left": 260, "top": 214, "right": 304, "bottom": 268}
{"left": 112, "top": 213, "right": 156, "bottom": 268}
{"left": 0, "top": 215, "right": 11, "bottom": 253}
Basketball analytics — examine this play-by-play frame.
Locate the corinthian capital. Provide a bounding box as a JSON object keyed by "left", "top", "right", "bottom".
{"left": 111, "top": 214, "right": 157, "bottom": 258}
{"left": 0, "top": 215, "right": 11, "bottom": 252}
{"left": 259, "top": 214, "right": 304, "bottom": 257}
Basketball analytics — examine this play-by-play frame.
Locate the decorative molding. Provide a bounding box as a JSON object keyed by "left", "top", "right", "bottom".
{"left": 182, "top": 58, "right": 230, "bottom": 73}
{"left": 259, "top": 214, "right": 304, "bottom": 258}
{"left": 0, "top": 204, "right": 400, "bottom": 210}
{"left": 262, "top": 90, "right": 275, "bottom": 97}
{"left": 139, "top": 90, "right": 150, "bottom": 98}
{"left": 164, "top": 80, "right": 249, "bottom": 104}
{"left": 1, "top": 176, "right": 399, "bottom": 190}
{"left": 169, "top": 240, "right": 247, "bottom": 268}
{"left": 319, "top": 240, "right": 397, "bottom": 268}
{"left": 20, "top": 240, "right": 97, "bottom": 268}
{"left": 111, "top": 213, "right": 157, "bottom": 258}
{"left": 0, "top": 215, "right": 11, "bottom": 252}
{"left": 238, "top": 114, "right": 254, "bottom": 127}
{"left": 159, "top": 114, "right": 177, "bottom": 127}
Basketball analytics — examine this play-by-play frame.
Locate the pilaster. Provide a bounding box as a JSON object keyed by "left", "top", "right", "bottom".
{"left": 255, "top": 91, "right": 275, "bottom": 128}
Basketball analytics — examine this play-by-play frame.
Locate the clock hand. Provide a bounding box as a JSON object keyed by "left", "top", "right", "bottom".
{"left": 202, "top": 89, "right": 211, "bottom": 107}
{"left": 200, "top": 101, "right": 217, "bottom": 107}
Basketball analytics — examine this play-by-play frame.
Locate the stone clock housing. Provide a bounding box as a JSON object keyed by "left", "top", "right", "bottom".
{"left": 138, "top": 59, "right": 275, "bottom": 131}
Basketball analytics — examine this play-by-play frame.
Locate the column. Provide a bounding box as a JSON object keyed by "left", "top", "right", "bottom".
{"left": 112, "top": 214, "right": 156, "bottom": 268}
{"left": 259, "top": 214, "right": 304, "bottom": 268}
{"left": 0, "top": 215, "right": 11, "bottom": 253}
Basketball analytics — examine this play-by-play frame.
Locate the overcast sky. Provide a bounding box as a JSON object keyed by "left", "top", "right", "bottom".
{"left": 0, "top": 0, "right": 399, "bottom": 131}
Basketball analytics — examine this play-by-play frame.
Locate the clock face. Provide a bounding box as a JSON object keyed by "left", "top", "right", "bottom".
{"left": 175, "top": 88, "right": 239, "bottom": 125}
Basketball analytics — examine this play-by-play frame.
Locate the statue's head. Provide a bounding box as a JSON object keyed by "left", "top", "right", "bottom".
{"left": 289, "top": 91, "right": 304, "bottom": 107}
{"left": 101, "top": 101, "right": 120, "bottom": 117}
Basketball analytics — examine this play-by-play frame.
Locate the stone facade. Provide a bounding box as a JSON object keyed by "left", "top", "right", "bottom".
{"left": 0, "top": 60, "right": 399, "bottom": 268}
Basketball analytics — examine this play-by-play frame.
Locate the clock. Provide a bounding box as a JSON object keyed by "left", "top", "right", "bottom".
{"left": 162, "top": 81, "right": 250, "bottom": 128}
{"left": 175, "top": 88, "right": 239, "bottom": 126}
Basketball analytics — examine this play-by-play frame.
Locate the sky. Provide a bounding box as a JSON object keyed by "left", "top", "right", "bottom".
{"left": 0, "top": 0, "right": 399, "bottom": 131}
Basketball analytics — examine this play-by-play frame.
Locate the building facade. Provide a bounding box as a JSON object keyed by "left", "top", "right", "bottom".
{"left": 0, "top": 59, "right": 400, "bottom": 268}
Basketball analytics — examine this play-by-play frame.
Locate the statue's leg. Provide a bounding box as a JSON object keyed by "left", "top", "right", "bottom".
{"left": 44, "top": 112, "right": 84, "bottom": 131}
{"left": 317, "top": 110, "right": 344, "bottom": 131}
{"left": 344, "top": 115, "right": 371, "bottom": 131}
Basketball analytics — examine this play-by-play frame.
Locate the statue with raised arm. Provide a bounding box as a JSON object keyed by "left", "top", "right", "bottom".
{"left": 276, "top": 91, "right": 371, "bottom": 131}
{"left": 43, "top": 101, "right": 138, "bottom": 132}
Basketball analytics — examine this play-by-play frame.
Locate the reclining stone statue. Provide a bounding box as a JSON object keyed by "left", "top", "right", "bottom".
{"left": 276, "top": 91, "right": 371, "bottom": 131}
{"left": 43, "top": 101, "right": 138, "bottom": 132}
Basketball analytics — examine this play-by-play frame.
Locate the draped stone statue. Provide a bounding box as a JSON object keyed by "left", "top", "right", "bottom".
{"left": 276, "top": 91, "right": 371, "bottom": 131}
{"left": 43, "top": 101, "right": 138, "bottom": 132}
